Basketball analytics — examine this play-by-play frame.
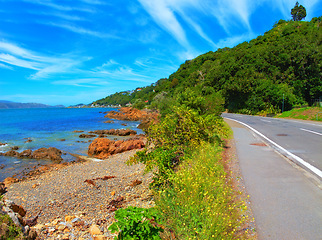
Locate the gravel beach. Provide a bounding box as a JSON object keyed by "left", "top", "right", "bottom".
{"left": 4, "top": 149, "right": 154, "bottom": 239}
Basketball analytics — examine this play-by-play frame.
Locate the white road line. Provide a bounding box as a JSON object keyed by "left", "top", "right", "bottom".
{"left": 225, "top": 117, "right": 322, "bottom": 179}
{"left": 300, "top": 128, "right": 322, "bottom": 136}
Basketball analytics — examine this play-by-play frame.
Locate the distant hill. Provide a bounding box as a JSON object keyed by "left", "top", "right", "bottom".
{"left": 0, "top": 100, "right": 65, "bottom": 109}
{"left": 94, "top": 17, "right": 322, "bottom": 115}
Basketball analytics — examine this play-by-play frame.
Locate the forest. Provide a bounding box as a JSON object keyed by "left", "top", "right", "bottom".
{"left": 94, "top": 17, "right": 321, "bottom": 115}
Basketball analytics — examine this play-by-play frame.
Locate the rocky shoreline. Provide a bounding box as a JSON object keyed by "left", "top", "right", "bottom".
{"left": 0, "top": 107, "right": 158, "bottom": 239}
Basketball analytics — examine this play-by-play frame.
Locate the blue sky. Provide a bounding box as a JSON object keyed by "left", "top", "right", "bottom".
{"left": 0, "top": 0, "right": 321, "bottom": 106}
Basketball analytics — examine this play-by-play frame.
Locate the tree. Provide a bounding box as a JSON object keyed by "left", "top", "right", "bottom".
{"left": 291, "top": 2, "right": 307, "bottom": 21}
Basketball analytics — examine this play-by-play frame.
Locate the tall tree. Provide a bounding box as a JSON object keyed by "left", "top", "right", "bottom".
{"left": 291, "top": 2, "right": 307, "bottom": 21}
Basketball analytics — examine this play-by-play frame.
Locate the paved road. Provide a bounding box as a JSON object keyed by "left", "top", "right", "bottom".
{"left": 222, "top": 113, "right": 322, "bottom": 179}
{"left": 224, "top": 118, "right": 322, "bottom": 239}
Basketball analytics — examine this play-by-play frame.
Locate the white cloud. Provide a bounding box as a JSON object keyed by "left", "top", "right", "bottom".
{"left": 48, "top": 23, "right": 120, "bottom": 39}
{"left": 23, "top": 0, "right": 95, "bottom": 13}
{"left": 0, "top": 62, "right": 13, "bottom": 70}
{"left": 138, "top": 0, "right": 191, "bottom": 49}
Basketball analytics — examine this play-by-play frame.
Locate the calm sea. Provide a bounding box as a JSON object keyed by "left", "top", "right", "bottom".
{"left": 0, "top": 108, "right": 142, "bottom": 181}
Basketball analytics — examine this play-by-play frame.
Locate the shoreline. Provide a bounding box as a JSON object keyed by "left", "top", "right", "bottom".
{"left": 3, "top": 149, "right": 154, "bottom": 239}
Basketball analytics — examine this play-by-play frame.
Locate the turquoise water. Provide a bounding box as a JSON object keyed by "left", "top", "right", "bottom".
{"left": 0, "top": 108, "right": 142, "bottom": 181}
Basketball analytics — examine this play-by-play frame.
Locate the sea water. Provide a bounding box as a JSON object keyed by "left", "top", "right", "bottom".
{"left": 0, "top": 108, "right": 143, "bottom": 181}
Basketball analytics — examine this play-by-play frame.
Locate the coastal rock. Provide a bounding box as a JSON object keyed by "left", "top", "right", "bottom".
{"left": 31, "top": 147, "right": 63, "bottom": 163}
{"left": 105, "top": 107, "right": 159, "bottom": 123}
{"left": 104, "top": 120, "right": 114, "bottom": 123}
{"left": 0, "top": 182, "right": 5, "bottom": 194}
{"left": 0, "top": 142, "right": 6, "bottom": 146}
{"left": 19, "top": 149, "right": 32, "bottom": 158}
{"left": 10, "top": 146, "right": 19, "bottom": 151}
{"left": 73, "top": 130, "right": 84, "bottom": 133}
{"left": 4, "top": 200, "right": 26, "bottom": 217}
{"left": 89, "top": 129, "right": 136, "bottom": 136}
{"left": 79, "top": 134, "right": 97, "bottom": 138}
{"left": 2, "top": 150, "right": 19, "bottom": 157}
{"left": 88, "top": 138, "right": 145, "bottom": 159}
{"left": 3, "top": 177, "right": 18, "bottom": 186}
{"left": 24, "top": 139, "right": 32, "bottom": 143}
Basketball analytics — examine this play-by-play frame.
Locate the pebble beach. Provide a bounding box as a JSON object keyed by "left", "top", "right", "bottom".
{"left": 4, "top": 149, "right": 154, "bottom": 239}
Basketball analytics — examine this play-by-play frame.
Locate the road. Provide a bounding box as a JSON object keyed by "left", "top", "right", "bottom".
{"left": 222, "top": 113, "right": 322, "bottom": 179}
{"left": 223, "top": 114, "right": 322, "bottom": 239}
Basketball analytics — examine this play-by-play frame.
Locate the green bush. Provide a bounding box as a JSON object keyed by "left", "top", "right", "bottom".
{"left": 108, "top": 206, "right": 163, "bottom": 240}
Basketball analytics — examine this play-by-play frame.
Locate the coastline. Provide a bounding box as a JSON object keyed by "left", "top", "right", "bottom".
{"left": 1, "top": 107, "right": 157, "bottom": 239}
{"left": 3, "top": 149, "right": 154, "bottom": 239}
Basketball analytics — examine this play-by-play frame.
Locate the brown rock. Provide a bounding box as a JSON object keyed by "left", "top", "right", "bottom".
{"left": 88, "top": 138, "right": 145, "bottom": 159}
{"left": 73, "top": 130, "right": 84, "bottom": 133}
{"left": 89, "top": 224, "right": 102, "bottom": 235}
{"left": 25, "top": 139, "right": 32, "bottom": 143}
{"left": 11, "top": 203, "right": 26, "bottom": 217}
{"left": 2, "top": 150, "right": 19, "bottom": 157}
{"left": 94, "top": 235, "right": 107, "bottom": 240}
{"left": 65, "top": 216, "right": 76, "bottom": 222}
{"left": 130, "top": 179, "right": 142, "bottom": 187}
{"left": 104, "top": 120, "right": 114, "bottom": 123}
{"left": 10, "top": 146, "right": 19, "bottom": 150}
{"left": 19, "top": 149, "right": 32, "bottom": 158}
{"left": 3, "top": 177, "right": 17, "bottom": 186}
{"left": 0, "top": 182, "right": 5, "bottom": 194}
{"left": 0, "top": 142, "right": 6, "bottom": 146}
{"left": 31, "top": 147, "right": 63, "bottom": 163}
{"left": 79, "top": 134, "right": 96, "bottom": 138}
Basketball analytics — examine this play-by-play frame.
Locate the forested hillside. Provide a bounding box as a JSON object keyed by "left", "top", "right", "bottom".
{"left": 94, "top": 17, "right": 321, "bottom": 115}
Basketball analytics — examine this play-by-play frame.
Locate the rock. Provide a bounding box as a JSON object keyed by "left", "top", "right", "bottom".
{"left": 10, "top": 146, "right": 19, "bottom": 150}
{"left": 94, "top": 235, "right": 107, "bottom": 240}
{"left": 25, "top": 139, "right": 32, "bottom": 143}
{"left": 62, "top": 233, "right": 70, "bottom": 239}
{"left": 19, "top": 149, "right": 32, "bottom": 158}
{"left": 111, "top": 191, "right": 115, "bottom": 196}
{"left": 104, "top": 120, "right": 114, "bottom": 123}
{"left": 0, "top": 182, "right": 5, "bottom": 194}
{"left": 79, "top": 134, "right": 97, "bottom": 138}
{"left": 32, "top": 147, "right": 63, "bottom": 163}
{"left": 2, "top": 150, "right": 19, "bottom": 157}
{"left": 73, "top": 130, "right": 84, "bottom": 133}
{"left": 0, "top": 164, "right": 4, "bottom": 169}
{"left": 0, "top": 142, "right": 7, "bottom": 146}
{"left": 3, "top": 177, "right": 18, "bottom": 186}
{"left": 89, "top": 129, "right": 137, "bottom": 136}
{"left": 65, "top": 216, "right": 76, "bottom": 222}
{"left": 32, "top": 183, "right": 39, "bottom": 188}
{"left": 130, "top": 179, "right": 142, "bottom": 187}
{"left": 88, "top": 138, "right": 145, "bottom": 159}
{"left": 89, "top": 224, "right": 102, "bottom": 235}
{"left": 5, "top": 200, "right": 26, "bottom": 217}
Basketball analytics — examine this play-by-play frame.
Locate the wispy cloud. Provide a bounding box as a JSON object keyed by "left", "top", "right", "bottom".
{"left": 23, "top": 0, "right": 95, "bottom": 13}
{"left": 0, "top": 40, "right": 87, "bottom": 80}
{"left": 0, "top": 63, "right": 13, "bottom": 70}
{"left": 138, "top": 0, "right": 190, "bottom": 50}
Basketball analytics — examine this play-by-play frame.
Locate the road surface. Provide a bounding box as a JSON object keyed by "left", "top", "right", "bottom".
{"left": 223, "top": 114, "right": 322, "bottom": 239}
{"left": 222, "top": 113, "right": 322, "bottom": 179}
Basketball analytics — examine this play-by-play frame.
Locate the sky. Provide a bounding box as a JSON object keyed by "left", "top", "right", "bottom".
{"left": 0, "top": 0, "right": 321, "bottom": 106}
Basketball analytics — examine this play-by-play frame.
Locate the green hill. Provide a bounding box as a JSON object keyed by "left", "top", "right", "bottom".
{"left": 94, "top": 17, "right": 322, "bottom": 115}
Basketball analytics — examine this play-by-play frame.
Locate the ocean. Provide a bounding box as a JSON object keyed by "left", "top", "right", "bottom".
{"left": 0, "top": 107, "right": 143, "bottom": 181}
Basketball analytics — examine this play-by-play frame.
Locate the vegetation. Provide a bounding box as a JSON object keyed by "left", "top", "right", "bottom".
{"left": 275, "top": 106, "right": 322, "bottom": 121}
{"left": 291, "top": 2, "right": 307, "bottom": 21}
{"left": 106, "top": 13, "right": 320, "bottom": 240}
{"left": 0, "top": 213, "right": 23, "bottom": 240}
{"left": 94, "top": 17, "right": 321, "bottom": 116}
{"left": 108, "top": 206, "right": 163, "bottom": 240}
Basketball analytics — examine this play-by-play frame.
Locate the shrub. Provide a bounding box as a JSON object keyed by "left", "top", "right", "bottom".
{"left": 108, "top": 206, "right": 163, "bottom": 240}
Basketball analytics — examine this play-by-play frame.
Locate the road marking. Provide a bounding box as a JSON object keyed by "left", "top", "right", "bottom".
{"left": 300, "top": 128, "right": 322, "bottom": 136}
{"left": 225, "top": 117, "right": 322, "bottom": 179}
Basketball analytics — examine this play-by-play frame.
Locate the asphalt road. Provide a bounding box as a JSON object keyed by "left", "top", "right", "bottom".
{"left": 224, "top": 117, "right": 322, "bottom": 239}
{"left": 222, "top": 113, "right": 322, "bottom": 179}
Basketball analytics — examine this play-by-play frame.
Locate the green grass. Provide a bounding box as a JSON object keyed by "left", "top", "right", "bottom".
{"left": 155, "top": 143, "right": 248, "bottom": 239}
{"left": 275, "top": 107, "right": 322, "bottom": 121}
{"left": 0, "top": 213, "right": 24, "bottom": 240}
